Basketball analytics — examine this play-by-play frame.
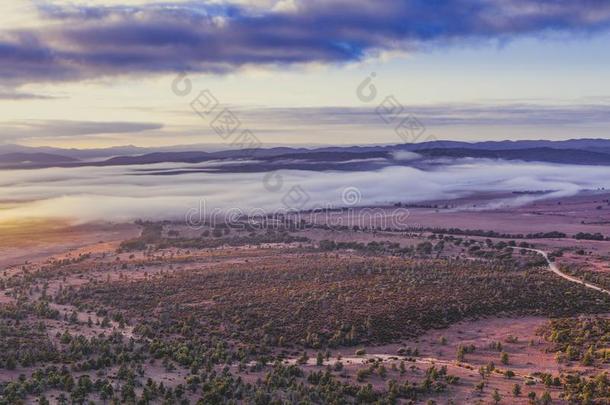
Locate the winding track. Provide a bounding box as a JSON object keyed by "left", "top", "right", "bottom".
{"left": 520, "top": 247, "right": 610, "bottom": 296}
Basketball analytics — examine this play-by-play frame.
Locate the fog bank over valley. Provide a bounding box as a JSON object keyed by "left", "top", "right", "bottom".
{"left": 1, "top": 158, "right": 607, "bottom": 223}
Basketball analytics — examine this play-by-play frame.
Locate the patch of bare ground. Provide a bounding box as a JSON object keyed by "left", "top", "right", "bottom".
{"left": 0, "top": 220, "right": 139, "bottom": 269}
{"left": 300, "top": 190, "right": 610, "bottom": 236}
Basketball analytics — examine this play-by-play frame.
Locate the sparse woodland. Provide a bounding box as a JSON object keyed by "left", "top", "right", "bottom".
{"left": 1, "top": 221, "right": 610, "bottom": 404}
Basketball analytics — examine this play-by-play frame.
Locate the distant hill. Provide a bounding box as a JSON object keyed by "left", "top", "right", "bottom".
{"left": 104, "top": 151, "right": 213, "bottom": 165}
{"left": 96, "top": 143, "right": 610, "bottom": 168}
{"left": 396, "top": 138, "right": 610, "bottom": 152}
{"left": 3, "top": 138, "right": 610, "bottom": 169}
{"left": 417, "top": 147, "right": 610, "bottom": 165}
{"left": 0, "top": 152, "right": 78, "bottom": 167}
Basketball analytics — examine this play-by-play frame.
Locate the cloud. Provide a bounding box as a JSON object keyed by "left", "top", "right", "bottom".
{"left": 391, "top": 151, "right": 422, "bottom": 161}
{"left": 0, "top": 120, "right": 164, "bottom": 143}
{"left": 3, "top": 0, "right": 610, "bottom": 84}
{"left": 0, "top": 158, "right": 608, "bottom": 223}
{"left": 0, "top": 91, "right": 58, "bottom": 100}
{"left": 235, "top": 103, "right": 610, "bottom": 128}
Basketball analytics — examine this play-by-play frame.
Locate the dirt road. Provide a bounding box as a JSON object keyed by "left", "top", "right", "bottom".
{"left": 522, "top": 247, "right": 610, "bottom": 296}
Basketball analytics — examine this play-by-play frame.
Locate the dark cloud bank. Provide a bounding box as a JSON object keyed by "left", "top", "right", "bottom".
{"left": 2, "top": 0, "right": 610, "bottom": 84}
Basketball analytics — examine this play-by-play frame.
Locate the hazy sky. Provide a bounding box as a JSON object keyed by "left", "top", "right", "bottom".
{"left": 2, "top": 0, "right": 610, "bottom": 148}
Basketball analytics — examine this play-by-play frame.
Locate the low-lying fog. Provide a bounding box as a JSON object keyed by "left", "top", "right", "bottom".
{"left": 1, "top": 158, "right": 608, "bottom": 223}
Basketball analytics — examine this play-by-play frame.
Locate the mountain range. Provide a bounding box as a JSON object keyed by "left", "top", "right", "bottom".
{"left": 3, "top": 138, "right": 610, "bottom": 171}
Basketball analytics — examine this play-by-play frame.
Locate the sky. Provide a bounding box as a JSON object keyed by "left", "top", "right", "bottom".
{"left": 2, "top": 0, "right": 610, "bottom": 148}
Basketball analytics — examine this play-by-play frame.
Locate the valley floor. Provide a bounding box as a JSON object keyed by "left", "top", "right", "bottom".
{"left": 1, "top": 191, "right": 610, "bottom": 404}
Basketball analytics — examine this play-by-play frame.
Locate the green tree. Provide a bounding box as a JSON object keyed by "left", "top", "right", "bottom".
{"left": 379, "top": 365, "right": 387, "bottom": 379}
{"left": 5, "top": 355, "right": 16, "bottom": 370}
{"left": 316, "top": 352, "right": 324, "bottom": 366}
{"left": 582, "top": 346, "right": 595, "bottom": 366}
{"left": 501, "top": 352, "right": 509, "bottom": 365}
{"left": 492, "top": 388, "right": 502, "bottom": 404}
{"left": 37, "top": 396, "right": 50, "bottom": 405}
{"left": 457, "top": 345, "right": 466, "bottom": 362}
{"left": 540, "top": 391, "right": 552, "bottom": 405}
